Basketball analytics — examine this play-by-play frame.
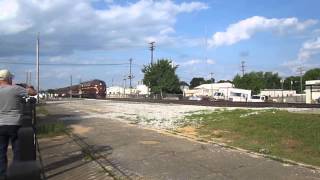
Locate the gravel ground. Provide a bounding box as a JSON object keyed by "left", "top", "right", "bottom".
{"left": 46, "top": 99, "right": 320, "bottom": 130}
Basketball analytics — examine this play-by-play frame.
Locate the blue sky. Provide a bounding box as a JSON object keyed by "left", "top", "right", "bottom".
{"left": 0, "top": 0, "right": 319, "bottom": 89}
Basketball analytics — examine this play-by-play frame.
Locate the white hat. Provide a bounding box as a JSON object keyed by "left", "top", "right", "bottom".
{"left": 0, "top": 69, "right": 13, "bottom": 80}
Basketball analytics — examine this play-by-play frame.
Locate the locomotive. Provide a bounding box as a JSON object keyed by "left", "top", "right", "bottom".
{"left": 55, "top": 79, "right": 106, "bottom": 99}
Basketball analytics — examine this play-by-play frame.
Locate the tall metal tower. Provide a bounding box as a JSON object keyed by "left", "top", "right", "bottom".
{"left": 149, "top": 41, "right": 155, "bottom": 64}
{"left": 240, "top": 61, "right": 246, "bottom": 76}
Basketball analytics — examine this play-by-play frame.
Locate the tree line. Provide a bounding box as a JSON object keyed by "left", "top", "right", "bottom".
{"left": 142, "top": 59, "right": 320, "bottom": 95}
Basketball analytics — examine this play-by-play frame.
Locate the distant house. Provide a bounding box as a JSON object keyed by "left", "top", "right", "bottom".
{"left": 184, "top": 82, "right": 234, "bottom": 97}
{"left": 107, "top": 86, "right": 124, "bottom": 95}
{"left": 107, "top": 84, "right": 150, "bottom": 97}
{"left": 305, "top": 80, "right": 320, "bottom": 104}
{"left": 136, "top": 84, "right": 150, "bottom": 95}
{"left": 260, "top": 89, "right": 297, "bottom": 98}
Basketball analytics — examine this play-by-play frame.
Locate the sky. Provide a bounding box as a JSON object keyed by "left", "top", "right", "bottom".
{"left": 0, "top": 0, "right": 320, "bottom": 89}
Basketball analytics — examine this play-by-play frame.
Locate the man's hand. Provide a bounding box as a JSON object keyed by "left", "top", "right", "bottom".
{"left": 27, "top": 86, "right": 37, "bottom": 96}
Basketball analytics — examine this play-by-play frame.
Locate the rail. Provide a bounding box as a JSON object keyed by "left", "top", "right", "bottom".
{"left": 105, "top": 98, "right": 320, "bottom": 108}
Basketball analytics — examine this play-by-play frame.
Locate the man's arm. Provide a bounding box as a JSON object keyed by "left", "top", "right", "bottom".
{"left": 27, "top": 86, "right": 37, "bottom": 96}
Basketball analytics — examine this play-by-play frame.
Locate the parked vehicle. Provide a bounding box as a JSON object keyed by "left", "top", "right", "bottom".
{"left": 213, "top": 88, "right": 251, "bottom": 102}
{"left": 250, "top": 95, "right": 268, "bottom": 102}
{"left": 188, "top": 96, "right": 202, "bottom": 101}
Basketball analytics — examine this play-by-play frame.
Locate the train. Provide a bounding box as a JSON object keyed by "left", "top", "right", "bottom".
{"left": 55, "top": 79, "right": 106, "bottom": 98}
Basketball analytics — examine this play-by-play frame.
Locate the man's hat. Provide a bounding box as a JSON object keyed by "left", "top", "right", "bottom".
{"left": 0, "top": 69, "right": 14, "bottom": 80}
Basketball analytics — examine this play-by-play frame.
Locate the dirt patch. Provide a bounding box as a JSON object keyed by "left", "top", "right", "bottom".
{"left": 139, "top": 140, "right": 160, "bottom": 145}
{"left": 212, "top": 130, "right": 229, "bottom": 138}
{"left": 282, "top": 138, "right": 301, "bottom": 151}
{"left": 177, "top": 126, "right": 198, "bottom": 138}
{"left": 70, "top": 125, "right": 93, "bottom": 135}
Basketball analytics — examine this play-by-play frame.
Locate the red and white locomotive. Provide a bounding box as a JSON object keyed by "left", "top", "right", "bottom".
{"left": 56, "top": 79, "right": 106, "bottom": 98}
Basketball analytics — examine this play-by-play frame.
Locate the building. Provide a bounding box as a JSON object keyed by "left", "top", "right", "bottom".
{"left": 184, "top": 83, "right": 234, "bottom": 97}
{"left": 107, "top": 85, "right": 150, "bottom": 97}
{"left": 106, "top": 86, "right": 124, "bottom": 96}
{"left": 305, "top": 80, "right": 320, "bottom": 104}
{"left": 260, "top": 89, "right": 296, "bottom": 98}
{"left": 214, "top": 87, "right": 251, "bottom": 102}
{"left": 136, "top": 84, "right": 150, "bottom": 95}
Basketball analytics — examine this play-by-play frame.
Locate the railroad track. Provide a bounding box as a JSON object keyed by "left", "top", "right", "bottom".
{"left": 66, "top": 131, "right": 141, "bottom": 180}
{"left": 104, "top": 98, "right": 320, "bottom": 108}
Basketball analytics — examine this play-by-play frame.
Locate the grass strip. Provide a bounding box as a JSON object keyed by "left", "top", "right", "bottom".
{"left": 184, "top": 109, "right": 320, "bottom": 167}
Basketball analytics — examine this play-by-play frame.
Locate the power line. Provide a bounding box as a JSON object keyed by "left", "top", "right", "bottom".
{"left": 0, "top": 61, "right": 129, "bottom": 66}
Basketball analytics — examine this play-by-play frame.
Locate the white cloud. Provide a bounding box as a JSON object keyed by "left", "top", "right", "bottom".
{"left": 283, "top": 36, "right": 320, "bottom": 72}
{"left": 208, "top": 16, "right": 317, "bottom": 47}
{"left": 179, "top": 58, "right": 215, "bottom": 66}
{"left": 182, "top": 59, "right": 202, "bottom": 66}
{"left": 206, "top": 59, "right": 215, "bottom": 64}
{"left": 0, "top": 0, "right": 208, "bottom": 56}
{"left": 298, "top": 37, "right": 320, "bottom": 61}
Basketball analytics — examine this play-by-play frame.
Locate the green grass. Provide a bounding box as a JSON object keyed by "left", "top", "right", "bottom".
{"left": 184, "top": 109, "right": 320, "bottom": 166}
{"left": 36, "top": 105, "right": 49, "bottom": 116}
{"left": 36, "top": 122, "right": 68, "bottom": 137}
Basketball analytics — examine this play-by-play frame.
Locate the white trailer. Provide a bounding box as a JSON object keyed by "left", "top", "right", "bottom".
{"left": 213, "top": 88, "right": 251, "bottom": 102}
{"left": 249, "top": 95, "right": 267, "bottom": 102}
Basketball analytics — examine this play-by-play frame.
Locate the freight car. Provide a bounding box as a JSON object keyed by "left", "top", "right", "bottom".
{"left": 55, "top": 79, "right": 106, "bottom": 99}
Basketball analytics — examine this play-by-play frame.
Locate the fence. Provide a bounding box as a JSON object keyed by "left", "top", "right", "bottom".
{"left": 6, "top": 98, "right": 44, "bottom": 180}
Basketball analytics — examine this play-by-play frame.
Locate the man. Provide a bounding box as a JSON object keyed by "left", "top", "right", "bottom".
{"left": 0, "top": 69, "right": 36, "bottom": 177}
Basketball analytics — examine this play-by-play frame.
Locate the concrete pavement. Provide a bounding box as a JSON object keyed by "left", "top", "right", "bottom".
{"left": 44, "top": 101, "right": 320, "bottom": 180}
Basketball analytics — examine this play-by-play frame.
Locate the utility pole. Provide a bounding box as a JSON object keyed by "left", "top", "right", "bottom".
{"left": 123, "top": 77, "right": 127, "bottom": 97}
{"left": 210, "top": 72, "right": 214, "bottom": 97}
{"left": 240, "top": 61, "right": 246, "bottom": 76}
{"left": 79, "top": 78, "right": 82, "bottom": 98}
{"left": 281, "top": 79, "right": 284, "bottom": 103}
{"left": 28, "top": 71, "right": 32, "bottom": 86}
{"left": 128, "top": 58, "right": 133, "bottom": 88}
{"left": 26, "top": 71, "right": 29, "bottom": 85}
{"left": 297, "top": 66, "right": 304, "bottom": 93}
{"left": 70, "top": 75, "right": 73, "bottom": 99}
{"left": 36, "top": 33, "right": 40, "bottom": 102}
{"left": 149, "top": 41, "right": 155, "bottom": 64}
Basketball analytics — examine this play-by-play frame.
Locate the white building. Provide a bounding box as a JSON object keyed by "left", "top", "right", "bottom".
{"left": 107, "top": 85, "right": 150, "bottom": 97}
{"left": 260, "top": 89, "right": 296, "bottom": 98}
{"left": 184, "top": 83, "right": 234, "bottom": 97}
{"left": 106, "top": 86, "right": 124, "bottom": 96}
{"left": 214, "top": 87, "right": 251, "bottom": 102}
{"left": 136, "top": 84, "right": 150, "bottom": 95}
{"left": 305, "top": 80, "right": 320, "bottom": 104}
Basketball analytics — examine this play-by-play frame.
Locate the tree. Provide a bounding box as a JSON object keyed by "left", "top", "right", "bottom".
{"left": 233, "top": 71, "right": 281, "bottom": 94}
{"left": 283, "top": 76, "right": 301, "bottom": 92}
{"left": 179, "top": 81, "right": 189, "bottom": 87}
{"left": 217, "top": 80, "right": 232, "bottom": 83}
{"left": 142, "top": 59, "right": 181, "bottom": 95}
{"left": 303, "top": 68, "right": 320, "bottom": 81}
{"left": 189, "top": 77, "right": 206, "bottom": 88}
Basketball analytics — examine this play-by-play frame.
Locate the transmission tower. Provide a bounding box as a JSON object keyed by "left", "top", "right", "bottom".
{"left": 149, "top": 41, "right": 155, "bottom": 64}
{"left": 240, "top": 61, "right": 246, "bottom": 76}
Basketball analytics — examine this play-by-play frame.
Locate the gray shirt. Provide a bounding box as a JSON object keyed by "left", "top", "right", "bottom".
{"left": 0, "top": 85, "right": 27, "bottom": 125}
